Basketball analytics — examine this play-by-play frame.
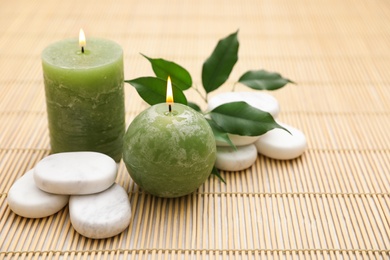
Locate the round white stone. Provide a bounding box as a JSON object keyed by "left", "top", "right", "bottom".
{"left": 208, "top": 92, "right": 280, "bottom": 146}
{"left": 7, "top": 170, "right": 69, "bottom": 218}
{"left": 69, "top": 183, "right": 131, "bottom": 239}
{"left": 215, "top": 144, "right": 258, "bottom": 171}
{"left": 34, "top": 152, "right": 117, "bottom": 195}
{"left": 255, "top": 122, "right": 307, "bottom": 160}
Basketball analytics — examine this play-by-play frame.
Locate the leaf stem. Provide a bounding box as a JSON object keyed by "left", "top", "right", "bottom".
{"left": 232, "top": 82, "right": 238, "bottom": 92}
{"left": 193, "top": 84, "right": 208, "bottom": 103}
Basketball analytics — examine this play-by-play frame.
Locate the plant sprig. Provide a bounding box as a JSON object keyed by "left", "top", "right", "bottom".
{"left": 125, "top": 30, "right": 295, "bottom": 183}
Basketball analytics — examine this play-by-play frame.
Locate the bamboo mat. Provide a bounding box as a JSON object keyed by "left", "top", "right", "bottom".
{"left": 1, "top": 0, "right": 390, "bottom": 259}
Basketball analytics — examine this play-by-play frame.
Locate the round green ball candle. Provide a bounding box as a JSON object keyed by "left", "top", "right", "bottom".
{"left": 123, "top": 103, "right": 216, "bottom": 198}
{"left": 42, "top": 35, "right": 125, "bottom": 162}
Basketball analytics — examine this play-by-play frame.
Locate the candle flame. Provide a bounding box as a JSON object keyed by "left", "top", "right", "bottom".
{"left": 79, "top": 29, "right": 86, "bottom": 48}
{"left": 166, "top": 76, "right": 174, "bottom": 104}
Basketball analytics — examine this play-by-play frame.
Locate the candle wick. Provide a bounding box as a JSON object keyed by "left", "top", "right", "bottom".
{"left": 169, "top": 104, "right": 172, "bottom": 113}
{"left": 81, "top": 46, "right": 84, "bottom": 53}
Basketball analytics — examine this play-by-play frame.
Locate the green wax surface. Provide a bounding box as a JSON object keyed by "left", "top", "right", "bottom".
{"left": 123, "top": 103, "right": 216, "bottom": 198}
{"left": 42, "top": 38, "right": 125, "bottom": 162}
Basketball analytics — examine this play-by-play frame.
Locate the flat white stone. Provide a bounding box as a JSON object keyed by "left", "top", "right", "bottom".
{"left": 34, "top": 152, "right": 117, "bottom": 195}
{"left": 255, "top": 122, "right": 307, "bottom": 160}
{"left": 207, "top": 92, "right": 280, "bottom": 146}
{"left": 215, "top": 144, "right": 257, "bottom": 171}
{"left": 7, "top": 170, "right": 69, "bottom": 218}
{"left": 207, "top": 91, "right": 280, "bottom": 117}
{"left": 69, "top": 183, "right": 131, "bottom": 239}
{"left": 220, "top": 135, "right": 260, "bottom": 147}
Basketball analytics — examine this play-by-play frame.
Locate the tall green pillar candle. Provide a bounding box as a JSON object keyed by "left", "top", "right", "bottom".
{"left": 42, "top": 36, "right": 125, "bottom": 162}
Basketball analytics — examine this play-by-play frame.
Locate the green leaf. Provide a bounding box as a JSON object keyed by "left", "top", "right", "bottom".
{"left": 211, "top": 166, "right": 226, "bottom": 184}
{"left": 206, "top": 119, "right": 237, "bottom": 150}
{"left": 202, "top": 30, "right": 239, "bottom": 93}
{"left": 125, "top": 77, "right": 187, "bottom": 105}
{"left": 210, "top": 101, "right": 289, "bottom": 136}
{"left": 238, "top": 69, "right": 295, "bottom": 91}
{"left": 187, "top": 102, "right": 202, "bottom": 112}
{"left": 141, "top": 54, "right": 192, "bottom": 90}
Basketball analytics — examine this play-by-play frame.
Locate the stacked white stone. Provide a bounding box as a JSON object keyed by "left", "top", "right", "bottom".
{"left": 7, "top": 152, "right": 131, "bottom": 239}
{"left": 208, "top": 92, "right": 307, "bottom": 172}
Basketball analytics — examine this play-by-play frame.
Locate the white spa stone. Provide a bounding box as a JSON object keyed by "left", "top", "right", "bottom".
{"left": 255, "top": 122, "right": 307, "bottom": 160}
{"left": 207, "top": 91, "right": 280, "bottom": 117}
{"left": 219, "top": 135, "right": 260, "bottom": 147}
{"left": 34, "top": 152, "right": 117, "bottom": 195}
{"left": 207, "top": 92, "right": 280, "bottom": 146}
{"left": 7, "top": 170, "right": 69, "bottom": 218}
{"left": 69, "top": 183, "right": 131, "bottom": 239}
{"left": 215, "top": 144, "right": 258, "bottom": 171}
